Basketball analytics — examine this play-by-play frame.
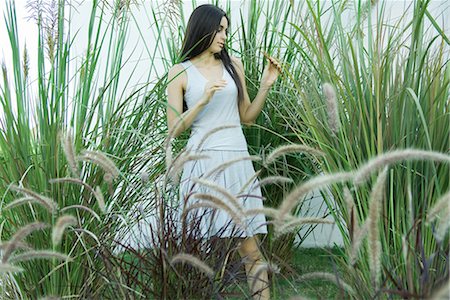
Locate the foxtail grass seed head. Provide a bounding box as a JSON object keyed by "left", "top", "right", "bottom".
{"left": 252, "top": 176, "right": 294, "bottom": 191}
{"left": 165, "top": 137, "right": 174, "bottom": 167}
{"left": 245, "top": 207, "right": 295, "bottom": 220}
{"left": 430, "top": 280, "right": 450, "bottom": 300}
{"left": 344, "top": 187, "right": 359, "bottom": 241}
{"left": 168, "top": 154, "right": 209, "bottom": 183}
{"left": 427, "top": 190, "right": 450, "bottom": 223}
{"left": 195, "top": 125, "right": 239, "bottom": 151}
{"left": 0, "top": 263, "right": 23, "bottom": 274}
{"left": 94, "top": 186, "right": 106, "bottom": 213}
{"left": 354, "top": 149, "right": 450, "bottom": 184}
{"left": 2, "top": 222, "right": 49, "bottom": 263}
{"left": 183, "top": 200, "right": 244, "bottom": 229}
{"left": 0, "top": 241, "right": 32, "bottom": 252}
{"left": 60, "top": 205, "right": 101, "bottom": 222}
{"left": 367, "top": 168, "right": 388, "bottom": 287}
{"left": 78, "top": 150, "right": 119, "bottom": 179}
{"left": 298, "top": 272, "right": 354, "bottom": 294}
{"left": 205, "top": 156, "right": 261, "bottom": 179}
{"left": 9, "top": 250, "right": 72, "bottom": 264}
{"left": 349, "top": 222, "right": 369, "bottom": 266}
{"left": 60, "top": 131, "right": 79, "bottom": 176}
{"left": 238, "top": 170, "right": 262, "bottom": 194}
{"left": 265, "top": 144, "right": 324, "bottom": 165}
{"left": 275, "top": 217, "right": 334, "bottom": 237}
{"left": 10, "top": 185, "right": 58, "bottom": 213}
{"left": 191, "top": 178, "right": 244, "bottom": 213}
{"left": 190, "top": 193, "right": 244, "bottom": 223}
{"left": 322, "top": 83, "right": 340, "bottom": 134}
{"left": 52, "top": 215, "right": 78, "bottom": 246}
{"left": 49, "top": 177, "right": 106, "bottom": 212}
{"left": 170, "top": 253, "right": 215, "bottom": 278}
{"left": 23, "top": 45, "right": 30, "bottom": 79}
{"left": 277, "top": 172, "right": 354, "bottom": 221}
{"left": 4, "top": 196, "right": 50, "bottom": 212}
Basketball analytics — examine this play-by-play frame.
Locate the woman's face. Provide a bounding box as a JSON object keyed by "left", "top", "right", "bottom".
{"left": 208, "top": 16, "right": 228, "bottom": 54}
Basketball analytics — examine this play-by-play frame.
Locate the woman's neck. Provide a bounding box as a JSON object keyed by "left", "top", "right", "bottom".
{"left": 191, "top": 52, "right": 221, "bottom": 67}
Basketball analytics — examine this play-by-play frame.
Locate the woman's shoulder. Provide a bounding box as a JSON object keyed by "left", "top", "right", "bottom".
{"left": 168, "top": 63, "right": 187, "bottom": 83}
{"left": 230, "top": 56, "right": 244, "bottom": 72}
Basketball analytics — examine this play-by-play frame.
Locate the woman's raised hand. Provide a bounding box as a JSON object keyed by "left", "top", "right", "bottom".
{"left": 201, "top": 79, "right": 227, "bottom": 105}
{"left": 260, "top": 52, "right": 282, "bottom": 89}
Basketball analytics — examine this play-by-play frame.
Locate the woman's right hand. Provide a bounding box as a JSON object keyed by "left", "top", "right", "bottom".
{"left": 200, "top": 79, "right": 227, "bottom": 105}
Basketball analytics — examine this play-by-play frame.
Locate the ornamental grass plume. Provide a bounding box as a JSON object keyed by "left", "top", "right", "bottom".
{"left": 49, "top": 178, "right": 106, "bottom": 212}
{"left": 251, "top": 176, "right": 294, "bottom": 191}
{"left": 77, "top": 150, "right": 120, "bottom": 179}
{"left": 274, "top": 217, "right": 334, "bottom": 238}
{"left": 10, "top": 185, "right": 58, "bottom": 213}
{"left": 191, "top": 178, "right": 244, "bottom": 213}
{"left": 170, "top": 253, "right": 215, "bottom": 278}
{"left": 298, "top": 272, "right": 354, "bottom": 294}
{"left": 344, "top": 187, "right": 358, "bottom": 242}
{"left": 349, "top": 222, "right": 369, "bottom": 266}
{"left": 196, "top": 124, "right": 239, "bottom": 151}
{"left": 52, "top": 215, "right": 78, "bottom": 246}
{"left": 204, "top": 156, "right": 261, "bottom": 179}
{"left": 322, "top": 82, "right": 340, "bottom": 134}
{"left": 190, "top": 193, "right": 245, "bottom": 219}
{"left": 428, "top": 190, "right": 450, "bottom": 240}
{"left": 264, "top": 144, "right": 324, "bottom": 166}
{"left": 0, "top": 263, "right": 23, "bottom": 274}
{"left": 277, "top": 172, "right": 354, "bottom": 221}
{"left": 238, "top": 170, "right": 262, "bottom": 194}
{"left": 354, "top": 149, "right": 450, "bottom": 184}
{"left": 8, "top": 250, "right": 71, "bottom": 263}
{"left": 60, "top": 130, "right": 79, "bottom": 176}
{"left": 60, "top": 205, "right": 101, "bottom": 221}
{"left": 367, "top": 167, "right": 388, "bottom": 287}
{"left": 167, "top": 153, "right": 209, "bottom": 183}
{"left": 182, "top": 201, "right": 244, "bottom": 229}
{"left": 2, "top": 222, "right": 49, "bottom": 263}
{"left": 3, "top": 196, "right": 51, "bottom": 212}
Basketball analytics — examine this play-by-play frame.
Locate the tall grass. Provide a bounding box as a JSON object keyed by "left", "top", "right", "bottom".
{"left": 276, "top": 0, "right": 450, "bottom": 297}
{"left": 0, "top": 0, "right": 168, "bottom": 297}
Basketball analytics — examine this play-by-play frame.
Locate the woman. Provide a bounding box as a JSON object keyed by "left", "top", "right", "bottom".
{"left": 166, "top": 4, "right": 281, "bottom": 299}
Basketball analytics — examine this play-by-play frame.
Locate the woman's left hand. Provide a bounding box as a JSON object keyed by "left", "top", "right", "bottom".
{"left": 260, "top": 53, "right": 282, "bottom": 89}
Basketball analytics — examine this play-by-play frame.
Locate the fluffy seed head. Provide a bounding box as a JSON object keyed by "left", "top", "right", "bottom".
{"left": 2, "top": 222, "right": 49, "bottom": 263}
{"left": 170, "top": 253, "right": 214, "bottom": 278}
{"left": 52, "top": 215, "right": 78, "bottom": 246}
{"left": 10, "top": 185, "right": 58, "bottom": 213}
{"left": 298, "top": 272, "right": 354, "bottom": 294}
{"left": 354, "top": 149, "right": 450, "bottom": 184}
{"left": 322, "top": 82, "right": 340, "bottom": 134}
{"left": 265, "top": 144, "right": 324, "bottom": 165}
{"left": 9, "top": 250, "right": 72, "bottom": 264}
{"left": 277, "top": 172, "right": 354, "bottom": 220}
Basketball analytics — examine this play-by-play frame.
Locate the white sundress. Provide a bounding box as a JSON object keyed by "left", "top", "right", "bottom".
{"left": 178, "top": 59, "right": 267, "bottom": 238}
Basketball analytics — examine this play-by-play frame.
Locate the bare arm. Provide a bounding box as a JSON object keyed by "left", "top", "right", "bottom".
{"left": 166, "top": 64, "right": 227, "bottom": 138}
{"left": 232, "top": 56, "right": 280, "bottom": 125}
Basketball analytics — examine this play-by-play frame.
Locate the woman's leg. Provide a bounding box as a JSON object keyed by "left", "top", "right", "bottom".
{"left": 237, "top": 236, "right": 270, "bottom": 300}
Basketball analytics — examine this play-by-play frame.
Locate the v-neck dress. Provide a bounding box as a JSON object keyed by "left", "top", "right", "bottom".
{"left": 178, "top": 59, "right": 267, "bottom": 238}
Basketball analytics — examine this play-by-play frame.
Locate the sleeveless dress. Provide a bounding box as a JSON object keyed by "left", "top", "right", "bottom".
{"left": 178, "top": 59, "right": 268, "bottom": 238}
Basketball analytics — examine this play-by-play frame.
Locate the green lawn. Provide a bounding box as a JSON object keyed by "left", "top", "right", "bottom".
{"left": 225, "top": 247, "right": 344, "bottom": 300}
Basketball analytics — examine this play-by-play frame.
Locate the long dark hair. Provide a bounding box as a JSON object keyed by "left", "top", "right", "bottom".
{"left": 180, "top": 4, "right": 244, "bottom": 112}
